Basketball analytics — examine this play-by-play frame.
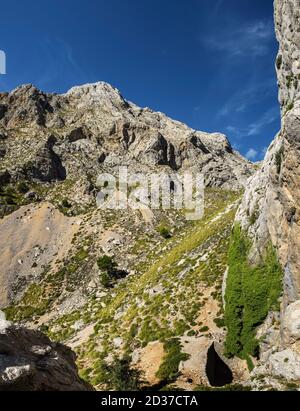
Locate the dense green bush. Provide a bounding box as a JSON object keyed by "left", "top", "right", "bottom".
{"left": 158, "top": 226, "right": 172, "bottom": 239}
{"left": 225, "top": 225, "right": 282, "bottom": 360}
{"left": 276, "top": 54, "right": 282, "bottom": 70}
{"left": 17, "top": 181, "right": 30, "bottom": 194}
{"left": 214, "top": 317, "right": 225, "bottom": 328}
{"left": 100, "top": 271, "right": 111, "bottom": 288}
{"left": 97, "top": 255, "right": 126, "bottom": 288}
{"left": 97, "top": 255, "right": 116, "bottom": 272}
{"left": 275, "top": 146, "right": 284, "bottom": 174}
{"left": 199, "top": 326, "right": 209, "bottom": 333}
{"left": 249, "top": 205, "right": 259, "bottom": 225}
{"left": 285, "top": 102, "right": 294, "bottom": 115}
{"left": 61, "top": 198, "right": 72, "bottom": 208}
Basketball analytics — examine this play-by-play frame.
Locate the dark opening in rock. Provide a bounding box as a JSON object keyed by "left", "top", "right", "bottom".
{"left": 206, "top": 343, "right": 233, "bottom": 387}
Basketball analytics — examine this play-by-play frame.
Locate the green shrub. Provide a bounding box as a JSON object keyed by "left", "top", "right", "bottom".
{"left": 285, "top": 382, "right": 299, "bottom": 391}
{"left": 100, "top": 271, "right": 111, "bottom": 288}
{"left": 156, "top": 338, "right": 190, "bottom": 382}
{"left": 275, "top": 146, "right": 284, "bottom": 174}
{"left": 276, "top": 55, "right": 282, "bottom": 70}
{"left": 97, "top": 255, "right": 116, "bottom": 272}
{"left": 249, "top": 205, "right": 259, "bottom": 225}
{"left": 158, "top": 226, "right": 172, "bottom": 239}
{"left": 17, "top": 181, "right": 29, "bottom": 194}
{"left": 245, "top": 355, "right": 254, "bottom": 372}
{"left": 104, "top": 356, "right": 143, "bottom": 391}
{"left": 224, "top": 225, "right": 283, "bottom": 359}
{"left": 199, "top": 326, "right": 209, "bottom": 333}
{"left": 61, "top": 198, "right": 72, "bottom": 208}
{"left": 286, "top": 74, "right": 294, "bottom": 89}
{"left": 214, "top": 317, "right": 225, "bottom": 328}
{"left": 97, "top": 255, "right": 125, "bottom": 287}
{"left": 285, "top": 102, "right": 294, "bottom": 114}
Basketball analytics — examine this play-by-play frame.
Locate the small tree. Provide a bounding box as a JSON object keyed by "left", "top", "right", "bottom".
{"left": 17, "top": 181, "right": 29, "bottom": 194}
{"left": 105, "top": 356, "right": 143, "bottom": 391}
{"left": 97, "top": 255, "right": 117, "bottom": 288}
{"left": 158, "top": 226, "right": 172, "bottom": 239}
{"left": 61, "top": 198, "right": 72, "bottom": 208}
{"left": 97, "top": 255, "right": 116, "bottom": 272}
{"left": 100, "top": 271, "right": 111, "bottom": 288}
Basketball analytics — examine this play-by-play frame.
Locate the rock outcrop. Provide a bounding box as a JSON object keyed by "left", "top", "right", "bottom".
{"left": 233, "top": 0, "right": 300, "bottom": 383}
{"left": 0, "top": 319, "right": 92, "bottom": 391}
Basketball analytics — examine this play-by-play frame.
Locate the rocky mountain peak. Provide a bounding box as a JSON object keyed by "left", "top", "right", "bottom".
{"left": 65, "top": 81, "right": 130, "bottom": 111}
{"left": 0, "top": 84, "right": 56, "bottom": 128}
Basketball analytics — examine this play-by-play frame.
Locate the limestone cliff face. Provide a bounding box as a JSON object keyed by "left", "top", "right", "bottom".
{"left": 234, "top": 0, "right": 300, "bottom": 382}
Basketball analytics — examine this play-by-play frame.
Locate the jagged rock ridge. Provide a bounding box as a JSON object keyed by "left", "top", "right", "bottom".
{"left": 0, "top": 82, "right": 254, "bottom": 195}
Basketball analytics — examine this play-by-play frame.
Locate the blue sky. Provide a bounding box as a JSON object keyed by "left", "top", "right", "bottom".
{"left": 0, "top": 0, "right": 280, "bottom": 160}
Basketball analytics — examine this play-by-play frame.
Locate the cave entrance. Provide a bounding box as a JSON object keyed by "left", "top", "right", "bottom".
{"left": 205, "top": 343, "right": 233, "bottom": 387}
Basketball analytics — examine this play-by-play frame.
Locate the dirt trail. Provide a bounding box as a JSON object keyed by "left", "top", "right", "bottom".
{"left": 195, "top": 285, "right": 220, "bottom": 333}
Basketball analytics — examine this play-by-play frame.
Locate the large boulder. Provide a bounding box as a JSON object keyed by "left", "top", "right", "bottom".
{"left": 0, "top": 319, "right": 93, "bottom": 391}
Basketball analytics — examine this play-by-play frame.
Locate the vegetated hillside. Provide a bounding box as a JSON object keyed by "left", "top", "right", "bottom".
{"left": 1, "top": 0, "right": 299, "bottom": 392}
{"left": 0, "top": 81, "right": 257, "bottom": 390}
{"left": 0, "top": 81, "right": 255, "bottom": 310}
{"left": 3, "top": 189, "right": 251, "bottom": 390}
{"left": 0, "top": 82, "right": 288, "bottom": 389}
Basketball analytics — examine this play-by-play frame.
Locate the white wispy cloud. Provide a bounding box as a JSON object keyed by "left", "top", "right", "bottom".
{"left": 246, "top": 106, "right": 279, "bottom": 137}
{"left": 217, "top": 78, "right": 276, "bottom": 118}
{"left": 202, "top": 19, "right": 273, "bottom": 58}
{"left": 225, "top": 106, "right": 280, "bottom": 139}
{"left": 226, "top": 126, "right": 239, "bottom": 135}
{"left": 35, "top": 38, "right": 88, "bottom": 88}
{"left": 245, "top": 148, "right": 258, "bottom": 161}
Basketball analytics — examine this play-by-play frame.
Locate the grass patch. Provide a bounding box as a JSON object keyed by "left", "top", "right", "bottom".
{"left": 157, "top": 225, "right": 172, "bottom": 239}
{"left": 275, "top": 146, "right": 284, "bottom": 174}
{"left": 4, "top": 283, "right": 51, "bottom": 321}
{"left": 276, "top": 55, "right": 282, "bottom": 70}
{"left": 156, "top": 338, "right": 190, "bottom": 382}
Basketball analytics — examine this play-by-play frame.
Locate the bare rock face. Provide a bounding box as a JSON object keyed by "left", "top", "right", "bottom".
{"left": 234, "top": 0, "right": 300, "bottom": 383}
{"left": 0, "top": 319, "right": 93, "bottom": 391}
{"left": 23, "top": 135, "right": 67, "bottom": 182}
{"left": 0, "top": 81, "right": 254, "bottom": 195}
